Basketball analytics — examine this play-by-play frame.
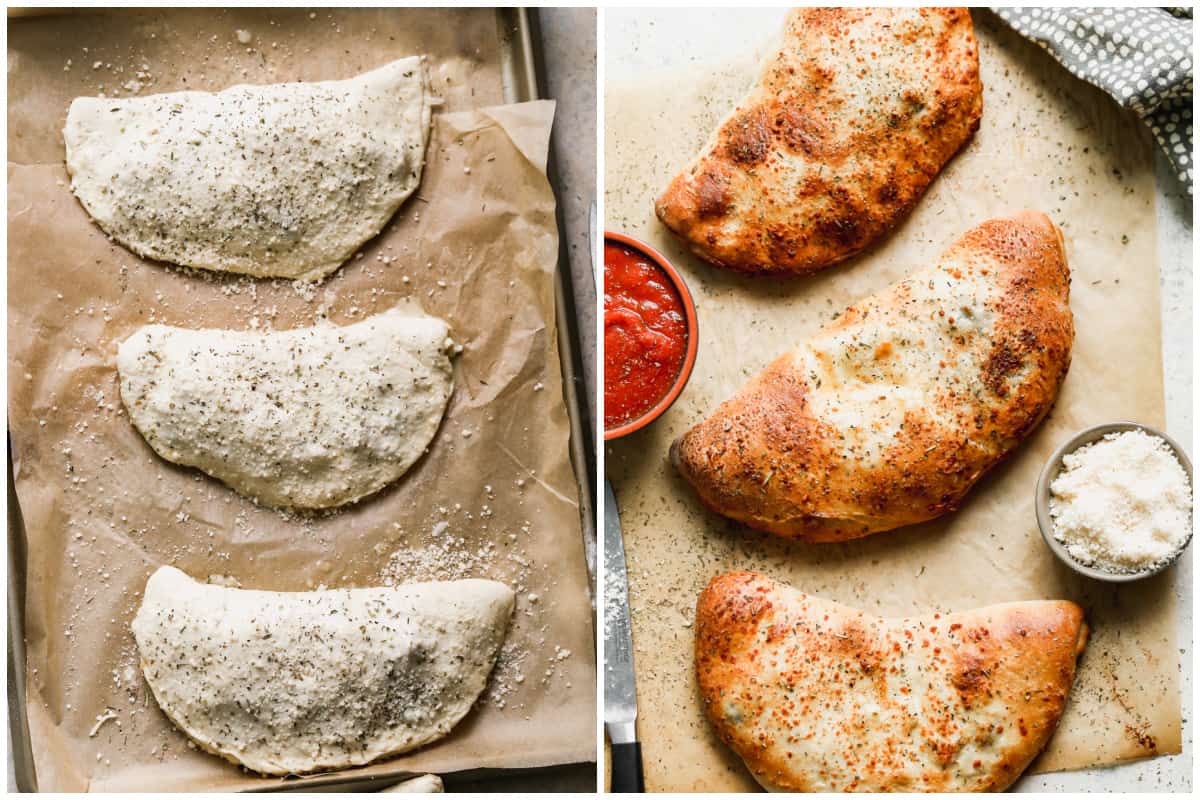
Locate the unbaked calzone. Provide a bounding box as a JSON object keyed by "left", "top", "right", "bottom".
{"left": 133, "top": 566, "right": 514, "bottom": 776}
{"left": 64, "top": 58, "right": 430, "bottom": 281}
{"left": 117, "top": 308, "right": 454, "bottom": 509}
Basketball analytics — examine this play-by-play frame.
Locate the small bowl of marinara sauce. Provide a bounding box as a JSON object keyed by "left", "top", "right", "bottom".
{"left": 603, "top": 232, "right": 698, "bottom": 440}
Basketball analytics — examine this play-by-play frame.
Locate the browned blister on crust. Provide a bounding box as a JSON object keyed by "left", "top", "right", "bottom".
{"left": 695, "top": 572, "right": 1088, "bottom": 792}
{"left": 656, "top": 7, "right": 983, "bottom": 275}
{"left": 673, "top": 212, "right": 1072, "bottom": 541}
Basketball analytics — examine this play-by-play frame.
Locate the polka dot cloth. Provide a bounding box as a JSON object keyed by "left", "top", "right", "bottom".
{"left": 995, "top": 6, "right": 1193, "bottom": 194}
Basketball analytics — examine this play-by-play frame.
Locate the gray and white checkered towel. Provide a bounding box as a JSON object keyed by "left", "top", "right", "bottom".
{"left": 994, "top": 7, "right": 1193, "bottom": 194}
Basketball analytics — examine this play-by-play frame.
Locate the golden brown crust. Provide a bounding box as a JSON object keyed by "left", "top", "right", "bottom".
{"left": 673, "top": 212, "right": 1072, "bottom": 542}
{"left": 695, "top": 572, "right": 1088, "bottom": 792}
{"left": 656, "top": 7, "right": 983, "bottom": 276}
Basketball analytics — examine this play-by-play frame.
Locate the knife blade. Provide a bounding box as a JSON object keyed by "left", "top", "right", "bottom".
{"left": 604, "top": 478, "right": 644, "bottom": 791}
{"left": 589, "top": 201, "right": 598, "bottom": 294}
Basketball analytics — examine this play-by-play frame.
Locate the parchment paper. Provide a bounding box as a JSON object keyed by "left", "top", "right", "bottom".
{"left": 605, "top": 11, "right": 1179, "bottom": 792}
{"left": 8, "top": 8, "right": 594, "bottom": 793}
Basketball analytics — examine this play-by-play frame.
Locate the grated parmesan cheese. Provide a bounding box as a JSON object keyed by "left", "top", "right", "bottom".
{"left": 1049, "top": 429, "right": 1192, "bottom": 573}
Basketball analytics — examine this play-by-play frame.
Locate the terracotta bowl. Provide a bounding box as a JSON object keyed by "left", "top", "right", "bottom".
{"left": 1035, "top": 421, "right": 1193, "bottom": 582}
{"left": 603, "top": 232, "right": 698, "bottom": 441}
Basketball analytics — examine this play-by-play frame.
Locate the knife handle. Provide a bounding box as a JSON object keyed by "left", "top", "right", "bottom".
{"left": 610, "top": 740, "right": 644, "bottom": 793}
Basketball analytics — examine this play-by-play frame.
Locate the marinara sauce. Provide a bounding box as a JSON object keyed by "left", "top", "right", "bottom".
{"left": 604, "top": 241, "right": 688, "bottom": 430}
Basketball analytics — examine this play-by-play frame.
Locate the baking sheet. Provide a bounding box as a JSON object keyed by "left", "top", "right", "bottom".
{"left": 605, "top": 10, "right": 1179, "bottom": 792}
{"left": 8, "top": 7, "right": 595, "bottom": 793}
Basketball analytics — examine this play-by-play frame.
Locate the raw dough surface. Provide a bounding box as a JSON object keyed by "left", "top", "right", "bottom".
{"left": 132, "top": 566, "right": 515, "bottom": 776}
{"left": 117, "top": 308, "right": 454, "bottom": 509}
{"left": 64, "top": 57, "right": 431, "bottom": 281}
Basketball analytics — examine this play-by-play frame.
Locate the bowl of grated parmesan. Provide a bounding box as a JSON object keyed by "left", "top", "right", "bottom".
{"left": 1036, "top": 422, "right": 1193, "bottom": 582}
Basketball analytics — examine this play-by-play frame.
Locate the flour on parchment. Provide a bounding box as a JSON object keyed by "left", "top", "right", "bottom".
{"left": 379, "top": 503, "right": 578, "bottom": 713}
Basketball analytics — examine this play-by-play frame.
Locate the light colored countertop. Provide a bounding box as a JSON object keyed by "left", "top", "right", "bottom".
{"left": 605, "top": 6, "right": 1191, "bottom": 793}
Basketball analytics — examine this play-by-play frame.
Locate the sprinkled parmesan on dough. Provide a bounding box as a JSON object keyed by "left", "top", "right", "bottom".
{"left": 117, "top": 308, "right": 455, "bottom": 509}
{"left": 132, "top": 566, "right": 514, "bottom": 776}
{"left": 63, "top": 57, "right": 431, "bottom": 281}
{"left": 1049, "top": 429, "right": 1192, "bottom": 573}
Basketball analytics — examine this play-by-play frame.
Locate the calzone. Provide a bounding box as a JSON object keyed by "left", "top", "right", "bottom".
{"left": 696, "top": 571, "right": 1088, "bottom": 792}
{"left": 117, "top": 308, "right": 454, "bottom": 509}
{"left": 656, "top": 8, "right": 982, "bottom": 276}
{"left": 133, "top": 566, "right": 514, "bottom": 775}
{"left": 64, "top": 58, "right": 430, "bottom": 281}
{"left": 674, "top": 212, "right": 1072, "bottom": 541}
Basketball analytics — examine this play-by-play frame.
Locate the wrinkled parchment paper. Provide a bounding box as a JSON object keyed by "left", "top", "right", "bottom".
{"left": 8, "top": 8, "right": 594, "bottom": 793}
{"left": 605, "top": 11, "right": 1179, "bottom": 792}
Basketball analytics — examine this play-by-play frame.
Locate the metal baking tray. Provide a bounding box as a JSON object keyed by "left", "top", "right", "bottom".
{"left": 6, "top": 7, "right": 596, "bottom": 792}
